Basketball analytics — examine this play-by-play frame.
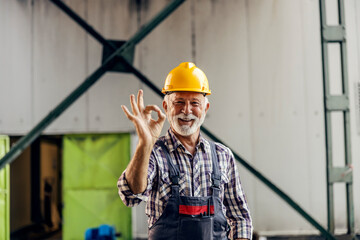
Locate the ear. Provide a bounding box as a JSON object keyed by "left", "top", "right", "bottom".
{"left": 204, "top": 101, "right": 210, "bottom": 114}
{"left": 163, "top": 100, "right": 168, "bottom": 113}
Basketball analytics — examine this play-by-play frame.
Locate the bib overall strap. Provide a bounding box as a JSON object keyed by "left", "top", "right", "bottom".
{"left": 209, "top": 141, "right": 221, "bottom": 189}
{"left": 159, "top": 141, "right": 180, "bottom": 185}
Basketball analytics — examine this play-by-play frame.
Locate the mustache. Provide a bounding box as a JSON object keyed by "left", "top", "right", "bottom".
{"left": 174, "top": 113, "right": 198, "bottom": 121}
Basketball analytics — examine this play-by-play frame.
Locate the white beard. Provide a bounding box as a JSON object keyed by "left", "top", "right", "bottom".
{"left": 167, "top": 111, "right": 206, "bottom": 136}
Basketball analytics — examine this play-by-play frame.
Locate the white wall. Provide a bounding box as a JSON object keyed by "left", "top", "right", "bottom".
{"left": 345, "top": 0, "right": 360, "bottom": 235}
{"left": 0, "top": 0, "right": 359, "bottom": 236}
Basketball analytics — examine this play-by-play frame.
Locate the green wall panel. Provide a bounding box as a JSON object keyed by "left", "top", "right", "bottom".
{"left": 63, "top": 134, "right": 131, "bottom": 240}
{"left": 63, "top": 190, "right": 132, "bottom": 240}
{"left": 0, "top": 136, "right": 10, "bottom": 240}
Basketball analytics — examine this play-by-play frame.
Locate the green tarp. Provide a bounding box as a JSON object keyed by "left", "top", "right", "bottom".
{"left": 63, "top": 134, "right": 132, "bottom": 240}
{"left": 0, "top": 136, "right": 10, "bottom": 240}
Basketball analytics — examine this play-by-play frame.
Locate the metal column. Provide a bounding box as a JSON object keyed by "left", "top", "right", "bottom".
{"left": 319, "top": 0, "right": 354, "bottom": 237}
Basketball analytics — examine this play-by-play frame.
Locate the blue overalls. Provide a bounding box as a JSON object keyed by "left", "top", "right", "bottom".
{"left": 148, "top": 141, "right": 229, "bottom": 240}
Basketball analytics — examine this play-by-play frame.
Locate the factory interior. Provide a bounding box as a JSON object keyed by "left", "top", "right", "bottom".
{"left": 0, "top": 0, "right": 360, "bottom": 239}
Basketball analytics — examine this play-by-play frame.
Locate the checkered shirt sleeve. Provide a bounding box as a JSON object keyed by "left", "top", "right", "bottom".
{"left": 117, "top": 151, "right": 157, "bottom": 207}
{"left": 222, "top": 148, "right": 253, "bottom": 239}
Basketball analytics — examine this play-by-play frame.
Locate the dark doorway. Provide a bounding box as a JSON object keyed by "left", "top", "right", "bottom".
{"left": 10, "top": 136, "right": 62, "bottom": 240}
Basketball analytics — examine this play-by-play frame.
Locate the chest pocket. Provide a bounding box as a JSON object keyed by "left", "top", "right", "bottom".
{"left": 159, "top": 171, "right": 171, "bottom": 193}
{"left": 220, "top": 171, "right": 229, "bottom": 185}
{"left": 207, "top": 167, "right": 229, "bottom": 184}
{"left": 159, "top": 171, "right": 187, "bottom": 198}
{"left": 205, "top": 169, "right": 229, "bottom": 196}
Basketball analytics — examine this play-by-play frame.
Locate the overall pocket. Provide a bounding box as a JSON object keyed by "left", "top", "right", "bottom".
{"left": 178, "top": 216, "right": 213, "bottom": 240}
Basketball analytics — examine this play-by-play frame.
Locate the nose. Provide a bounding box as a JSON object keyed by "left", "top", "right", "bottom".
{"left": 181, "top": 102, "right": 192, "bottom": 115}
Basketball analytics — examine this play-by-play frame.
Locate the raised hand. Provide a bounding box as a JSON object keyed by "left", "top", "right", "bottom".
{"left": 121, "top": 90, "right": 166, "bottom": 145}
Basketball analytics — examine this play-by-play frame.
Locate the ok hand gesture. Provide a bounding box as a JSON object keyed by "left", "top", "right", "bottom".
{"left": 121, "top": 90, "right": 166, "bottom": 146}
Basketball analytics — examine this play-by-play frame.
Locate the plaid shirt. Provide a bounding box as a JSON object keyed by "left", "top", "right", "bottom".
{"left": 118, "top": 128, "right": 253, "bottom": 239}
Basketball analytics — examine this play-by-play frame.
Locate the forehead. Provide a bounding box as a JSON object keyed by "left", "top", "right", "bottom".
{"left": 169, "top": 91, "right": 205, "bottom": 100}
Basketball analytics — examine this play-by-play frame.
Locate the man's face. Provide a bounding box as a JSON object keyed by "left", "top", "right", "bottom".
{"left": 163, "top": 92, "right": 209, "bottom": 137}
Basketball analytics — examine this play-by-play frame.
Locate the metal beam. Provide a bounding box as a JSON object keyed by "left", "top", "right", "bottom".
{"left": 0, "top": 0, "right": 186, "bottom": 169}
{"left": 201, "top": 128, "right": 336, "bottom": 240}
{"left": 49, "top": 0, "right": 167, "bottom": 96}
{"left": 50, "top": 0, "right": 169, "bottom": 96}
{"left": 319, "top": 0, "right": 355, "bottom": 237}
{"left": 49, "top": 0, "right": 115, "bottom": 50}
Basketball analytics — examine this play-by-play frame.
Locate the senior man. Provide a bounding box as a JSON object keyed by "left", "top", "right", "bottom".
{"left": 118, "top": 62, "right": 252, "bottom": 240}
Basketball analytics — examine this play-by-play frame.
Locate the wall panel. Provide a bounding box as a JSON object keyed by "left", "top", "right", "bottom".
{"left": 301, "top": 0, "right": 327, "bottom": 229}
{"left": 86, "top": 0, "right": 140, "bottom": 133}
{"left": 247, "top": 0, "right": 324, "bottom": 233}
{"left": 0, "top": 0, "right": 32, "bottom": 134}
{"left": 344, "top": 0, "right": 360, "bottom": 233}
{"left": 33, "top": 0, "right": 87, "bottom": 133}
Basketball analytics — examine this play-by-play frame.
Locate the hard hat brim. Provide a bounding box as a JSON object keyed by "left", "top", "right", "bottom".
{"left": 161, "top": 88, "right": 211, "bottom": 95}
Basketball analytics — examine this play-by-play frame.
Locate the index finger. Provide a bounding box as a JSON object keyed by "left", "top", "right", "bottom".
{"left": 144, "top": 105, "right": 166, "bottom": 121}
{"left": 121, "top": 105, "right": 134, "bottom": 120}
{"left": 137, "top": 89, "right": 144, "bottom": 112}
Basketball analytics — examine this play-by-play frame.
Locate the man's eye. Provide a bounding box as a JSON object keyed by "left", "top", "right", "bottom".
{"left": 174, "top": 101, "right": 184, "bottom": 105}
{"left": 192, "top": 102, "right": 200, "bottom": 106}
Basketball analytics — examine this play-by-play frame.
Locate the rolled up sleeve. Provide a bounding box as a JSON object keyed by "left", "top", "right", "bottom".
{"left": 117, "top": 151, "right": 157, "bottom": 207}
{"left": 224, "top": 150, "right": 253, "bottom": 239}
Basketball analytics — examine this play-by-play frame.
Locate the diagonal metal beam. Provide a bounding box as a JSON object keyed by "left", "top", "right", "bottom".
{"left": 0, "top": 1, "right": 336, "bottom": 239}
{"left": 49, "top": 0, "right": 165, "bottom": 96}
{"left": 51, "top": 2, "right": 336, "bottom": 238}
{"left": 0, "top": 0, "right": 185, "bottom": 169}
{"left": 201, "top": 128, "right": 336, "bottom": 240}
{"left": 50, "top": 0, "right": 115, "bottom": 50}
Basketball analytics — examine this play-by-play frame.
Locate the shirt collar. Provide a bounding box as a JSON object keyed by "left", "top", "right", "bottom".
{"left": 165, "top": 128, "right": 207, "bottom": 153}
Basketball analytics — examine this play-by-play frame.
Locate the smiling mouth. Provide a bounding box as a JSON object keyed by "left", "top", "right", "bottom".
{"left": 179, "top": 119, "right": 193, "bottom": 124}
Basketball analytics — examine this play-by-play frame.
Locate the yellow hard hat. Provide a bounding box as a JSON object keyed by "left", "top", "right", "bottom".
{"left": 162, "top": 62, "right": 211, "bottom": 95}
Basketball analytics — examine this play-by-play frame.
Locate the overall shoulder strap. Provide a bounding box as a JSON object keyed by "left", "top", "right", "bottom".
{"left": 209, "top": 141, "right": 221, "bottom": 189}
{"left": 159, "top": 141, "right": 180, "bottom": 185}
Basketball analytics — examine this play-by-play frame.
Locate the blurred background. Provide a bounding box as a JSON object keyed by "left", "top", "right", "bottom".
{"left": 0, "top": 0, "right": 359, "bottom": 239}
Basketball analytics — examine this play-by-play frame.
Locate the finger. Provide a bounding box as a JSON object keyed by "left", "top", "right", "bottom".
{"left": 144, "top": 105, "right": 166, "bottom": 122}
{"left": 121, "top": 105, "right": 134, "bottom": 120}
{"left": 137, "top": 89, "right": 144, "bottom": 112}
{"left": 130, "top": 94, "right": 139, "bottom": 115}
{"left": 154, "top": 107, "right": 166, "bottom": 122}
{"left": 143, "top": 105, "right": 158, "bottom": 115}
